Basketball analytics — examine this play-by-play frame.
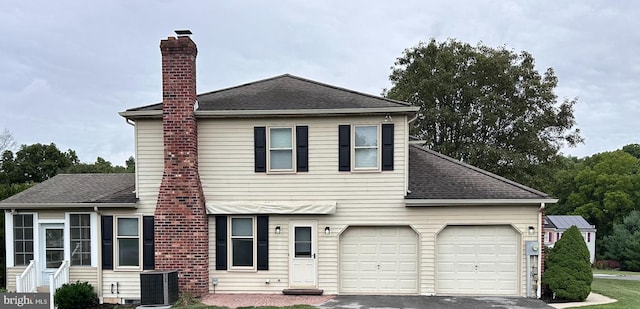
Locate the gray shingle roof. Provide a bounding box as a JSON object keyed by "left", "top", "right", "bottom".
{"left": 407, "top": 145, "right": 552, "bottom": 200}
{"left": 127, "top": 74, "right": 414, "bottom": 113}
{"left": 546, "top": 215, "right": 595, "bottom": 229}
{"left": 0, "top": 173, "right": 136, "bottom": 206}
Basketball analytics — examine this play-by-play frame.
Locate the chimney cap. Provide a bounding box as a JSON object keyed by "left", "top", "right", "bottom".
{"left": 175, "top": 29, "right": 193, "bottom": 36}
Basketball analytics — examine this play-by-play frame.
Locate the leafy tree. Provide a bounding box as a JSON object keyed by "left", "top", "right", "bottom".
{"left": 603, "top": 210, "right": 640, "bottom": 271}
{"left": 0, "top": 129, "right": 16, "bottom": 154}
{"left": 385, "top": 39, "right": 582, "bottom": 189}
{"left": 542, "top": 226, "right": 592, "bottom": 301}
{"left": 63, "top": 156, "right": 133, "bottom": 174}
{"left": 622, "top": 143, "right": 640, "bottom": 159}
{"left": 0, "top": 143, "right": 77, "bottom": 183}
{"left": 546, "top": 149, "right": 640, "bottom": 255}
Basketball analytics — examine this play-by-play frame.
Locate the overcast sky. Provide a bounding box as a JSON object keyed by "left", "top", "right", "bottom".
{"left": 1, "top": 1, "right": 638, "bottom": 165}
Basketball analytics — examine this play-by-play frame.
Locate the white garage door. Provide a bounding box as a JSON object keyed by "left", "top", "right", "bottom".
{"left": 437, "top": 225, "right": 519, "bottom": 296}
{"left": 340, "top": 226, "right": 418, "bottom": 294}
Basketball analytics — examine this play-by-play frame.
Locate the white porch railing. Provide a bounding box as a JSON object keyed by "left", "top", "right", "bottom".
{"left": 15, "top": 260, "right": 37, "bottom": 292}
{"left": 49, "top": 260, "right": 70, "bottom": 309}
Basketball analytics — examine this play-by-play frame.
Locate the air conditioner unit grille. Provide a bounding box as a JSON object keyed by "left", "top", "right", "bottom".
{"left": 140, "top": 270, "right": 179, "bottom": 305}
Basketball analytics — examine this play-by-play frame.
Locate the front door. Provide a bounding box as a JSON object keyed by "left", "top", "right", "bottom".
{"left": 40, "top": 224, "right": 64, "bottom": 286}
{"left": 289, "top": 221, "right": 317, "bottom": 288}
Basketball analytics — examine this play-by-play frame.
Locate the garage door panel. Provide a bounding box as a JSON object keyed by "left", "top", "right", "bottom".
{"left": 437, "top": 225, "right": 518, "bottom": 296}
{"left": 340, "top": 226, "right": 418, "bottom": 294}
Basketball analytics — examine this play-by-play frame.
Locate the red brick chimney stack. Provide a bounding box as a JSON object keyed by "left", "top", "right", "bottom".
{"left": 155, "top": 30, "right": 209, "bottom": 296}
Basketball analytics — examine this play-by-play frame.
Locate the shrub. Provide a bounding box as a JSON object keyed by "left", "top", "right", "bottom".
{"left": 594, "top": 260, "right": 621, "bottom": 270}
{"left": 54, "top": 281, "right": 99, "bottom": 309}
{"left": 542, "top": 225, "right": 592, "bottom": 301}
{"left": 603, "top": 210, "right": 640, "bottom": 271}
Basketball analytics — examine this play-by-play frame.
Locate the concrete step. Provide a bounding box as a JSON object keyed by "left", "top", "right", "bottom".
{"left": 282, "top": 288, "right": 324, "bottom": 295}
{"left": 36, "top": 286, "right": 50, "bottom": 293}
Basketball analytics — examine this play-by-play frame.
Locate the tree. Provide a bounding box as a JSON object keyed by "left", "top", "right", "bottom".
{"left": 4, "top": 143, "right": 77, "bottom": 183}
{"left": 603, "top": 210, "right": 640, "bottom": 271}
{"left": 385, "top": 39, "right": 582, "bottom": 189}
{"left": 546, "top": 149, "right": 640, "bottom": 256}
{"left": 0, "top": 128, "right": 16, "bottom": 154}
{"left": 542, "top": 225, "right": 592, "bottom": 301}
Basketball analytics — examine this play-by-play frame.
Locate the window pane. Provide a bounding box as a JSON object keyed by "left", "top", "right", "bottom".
{"left": 270, "top": 128, "right": 292, "bottom": 148}
{"left": 270, "top": 150, "right": 292, "bottom": 169}
{"left": 295, "top": 243, "right": 312, "bottom": 258}
{"left": 232, "top": 239, "right": 253, "bottom": 266}
{"left": 295, "top": 227, "right": 311, "bottom": 242}
{"left": 355, "top": 149, "right": 378, "bottom": 168}
{"left": 46, "top": 250, "right": 63, "bottom": 268}
{"left": 25, "top": 241, "right": 33, "bottom": 252}
{"left": 118, "top": 239, "right": 139, "bottom": 266}
{"left": 46, "top": 229, "right": 64, "bottom": 248}
{"left": 71, "top": 214, "right": 79, "bottom": 226}
{"left": 118, "top": 218, "right": 138, "bottom": 236}
{"left": 355, "top": 126, "right": 377, "bottom": 147}
{"left": 232, "top": 218, "right": 253, "bottom": 236}
{"left": 25, "top": 227, "right": 33, "bottom": 239}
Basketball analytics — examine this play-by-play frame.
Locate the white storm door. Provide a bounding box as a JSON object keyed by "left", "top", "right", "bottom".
{"left": 289, "top": 222, "right": 317, "bottom": 288}
{"left": 39, "top": 223, "right": 64, "bottom": 286}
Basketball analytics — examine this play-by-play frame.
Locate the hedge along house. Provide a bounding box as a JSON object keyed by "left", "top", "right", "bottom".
{"left": 2, "top": 31, "right": 557, "bottom": 303}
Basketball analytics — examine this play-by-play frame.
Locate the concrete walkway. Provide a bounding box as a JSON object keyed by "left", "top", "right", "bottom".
{"left": 548, "top": 293, "right": 617, "bottom": 308}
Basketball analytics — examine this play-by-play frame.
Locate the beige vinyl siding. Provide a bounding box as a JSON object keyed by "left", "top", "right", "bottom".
{"left": 6, "top": 267, "right": 25, "bottom": 291}
{"left": 70, "top": 267, "right": 99, "bottom": 293}
{"left": 201, "top": 116, "right": 407, "bottom": 294}
{"left": 134, "top": 119, "right": 163, "bottom": 214}
{"left": 38, "top": 211, "right": 64, "bottom": 220}
{"left": 208, "top": 205, "right": 539, "bottom": 295}
{"left": 101, "top": 271, "right": 141, "bottom": 302}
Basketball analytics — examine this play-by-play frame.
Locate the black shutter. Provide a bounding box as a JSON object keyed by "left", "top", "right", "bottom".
{"left": 257, "top": 216, "right": 269, "bottom": 270}
{"left": 254, "top": 127, "right": 266, "bottom": 172}
{"left": 101, "top": 216, "right": 113, "bottom": 270}
{"left": 338, "top": 125, "right": 351, "bottom": 171}
{"left": 382, "top": 124, "right": 394, "bottom": 171}
{"left": 215, "top": 216, "right": 227, "bottom": 270}
{"left": 296, "top": 126, "right": 308, "bottom": 172}
{"left": 142, "top": 216, "right": 155, "bottom": 270}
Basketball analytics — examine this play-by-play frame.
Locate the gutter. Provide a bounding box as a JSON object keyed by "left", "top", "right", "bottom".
{"left": 120, "top": 106, "right": 420, "bottom": 119}
{"left": 404, "top": 198, "right": 558, "bottom": 207}
{"left": 0, "top": 203, "right": 137, "bottom": 210}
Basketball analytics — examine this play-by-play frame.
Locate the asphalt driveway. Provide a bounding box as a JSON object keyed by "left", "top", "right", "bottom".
{"left": 318, "top": 295, "right": 552, "bottom": 309}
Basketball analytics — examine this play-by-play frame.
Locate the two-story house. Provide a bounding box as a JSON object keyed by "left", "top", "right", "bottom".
{"left": 544, "top": 215, "right": 596, "bottom": 263}
{"left": 2, "top": 31, "right": 556, "bottom": 304}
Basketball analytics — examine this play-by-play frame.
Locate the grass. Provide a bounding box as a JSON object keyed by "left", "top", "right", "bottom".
{"left": 592, "top": 269, "right": 640, "bottom": 276}
{"left": 584, "top": 278, "right": 640, "bottom": 308}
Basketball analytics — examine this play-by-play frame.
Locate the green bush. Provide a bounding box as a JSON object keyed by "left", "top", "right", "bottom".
{"left": 603, "top": 210, "right": 640, "bottom": 271}
{"left": 54, "top": 281, "right": 99, "bottom": 309}
{"left": 542, "top": 225, "right": 593, "bottom": 301}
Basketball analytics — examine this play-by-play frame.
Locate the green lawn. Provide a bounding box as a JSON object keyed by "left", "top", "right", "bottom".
{"left": 592, "top": 269, "right": 640, "bottom": 276}
{"left": 583, "top": 278, "right": 640, "bottom": 308}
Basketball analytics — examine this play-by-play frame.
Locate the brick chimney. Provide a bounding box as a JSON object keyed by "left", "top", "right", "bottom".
{"left": 155, "top": 30, "right": 209, "bottom": 296}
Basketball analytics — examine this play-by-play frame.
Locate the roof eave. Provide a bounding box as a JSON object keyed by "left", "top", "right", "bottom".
{"left": 404, "top": 198, "right": 558, "bottom": 207}
{"left": 120, "top": 107, "right": 419, "bottom": 119}
{"left": 0, "top": 202, "right": 138, "bottom": 210}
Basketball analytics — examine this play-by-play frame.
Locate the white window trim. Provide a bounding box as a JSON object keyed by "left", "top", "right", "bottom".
{"left": 352, "top": 124, "right": 381, "bottom": 171}
{"left": 5, "top": 212, "right": 38, "bottom": 268}
{"left": 65, "top": 212, "right": 98, "bottom": 267}
{"left": 228, "top": 216, "right": 257, "bottom": 271}
{"left": 114, "top": 215, "right": 142, "bottom": 271}
{"left": 267, "top": 126, "right": 296, "bottom": 173}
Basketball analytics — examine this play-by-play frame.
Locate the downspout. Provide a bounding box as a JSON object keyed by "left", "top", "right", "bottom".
{"left": 94, "top": 207, "right": 103, "bottom": 304}
{"left": 537, "top": 202, "right": 545, "bottom": 298}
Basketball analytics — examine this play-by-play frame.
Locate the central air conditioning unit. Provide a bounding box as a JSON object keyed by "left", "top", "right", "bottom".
{"left": 140, "top": 270, "right": 179, "bottom": 305}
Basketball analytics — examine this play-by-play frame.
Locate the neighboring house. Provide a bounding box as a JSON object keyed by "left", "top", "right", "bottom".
{"left": 544, "top": 215, "right": 596, "bottom": 263}
{"left": 1, "top": 31, "right": 558, "bottom": 303}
